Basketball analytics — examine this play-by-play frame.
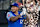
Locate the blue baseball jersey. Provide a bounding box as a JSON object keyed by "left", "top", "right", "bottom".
{"left": 6, "top": 11, "right": 26, "bottom": 27}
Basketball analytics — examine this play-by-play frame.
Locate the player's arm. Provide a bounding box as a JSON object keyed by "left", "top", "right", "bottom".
{"left": 10, "top": 15, "right": 21, "bottom": 21}
{"left": 6, "top": 12, "right": 21, "bottom": 22}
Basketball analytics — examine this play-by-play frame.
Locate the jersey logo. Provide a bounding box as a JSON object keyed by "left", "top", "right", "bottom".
{"left": 20, "top": 20, "right": 23, "bottom": 24}
{"left": 8, "top": 14, "right": 10, "bottom": 17}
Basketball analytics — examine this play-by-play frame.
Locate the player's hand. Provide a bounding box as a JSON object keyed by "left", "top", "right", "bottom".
{"left": 20, "top": 11, "right": 24, "bottom": 16}
{"left": 20, "top": 8, "right": 26, "bottom": 16}
{"left": 22, "top": 8, "right": 26, "bottom": 13}
{"left": 22, "top": 8, "right": 26, "bottom": 15}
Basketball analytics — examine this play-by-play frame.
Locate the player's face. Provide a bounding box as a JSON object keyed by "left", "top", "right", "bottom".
{"left": 11, "top": 6, "right": 19, "bottom": 12}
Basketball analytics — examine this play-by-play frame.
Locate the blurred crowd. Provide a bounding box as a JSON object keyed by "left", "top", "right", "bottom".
{"left": 14, "top": 0, "right": 40, "bottom": 11}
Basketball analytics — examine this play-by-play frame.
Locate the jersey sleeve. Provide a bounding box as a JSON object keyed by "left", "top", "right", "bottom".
{"left": 6, "top": 12, "right": 14, "bottom": 20}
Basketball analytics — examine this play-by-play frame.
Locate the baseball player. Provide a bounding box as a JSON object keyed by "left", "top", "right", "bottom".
{"left": 6, "top": 3, "right": 27, "bottom": 27}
